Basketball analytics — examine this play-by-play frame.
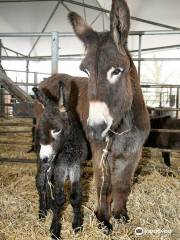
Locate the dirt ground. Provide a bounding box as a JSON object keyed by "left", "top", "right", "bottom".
{"left": 0, "top": 118, "right": 179, "bottom": 240}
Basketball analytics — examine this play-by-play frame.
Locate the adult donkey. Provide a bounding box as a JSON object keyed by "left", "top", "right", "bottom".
{"left": 69, "top": 0, "right": 150, "bottom": 232}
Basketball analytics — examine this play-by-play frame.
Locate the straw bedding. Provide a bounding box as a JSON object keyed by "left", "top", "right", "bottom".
{"left": 0, "top": 119, "right": 179, "bottom": 240}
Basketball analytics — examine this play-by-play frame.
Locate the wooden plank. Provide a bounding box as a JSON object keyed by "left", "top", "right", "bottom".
{"left": 143, "top": 147, "right": 180, "bottom": 153}
{"left": 141, "top": 84, "right": 180, "bottom": 88}
{"left": 150, "top": 114, "right": 171, "bottom": 119}
{"left": 0, "top": 130, "right": 31, "bottom": 134}
{"left": 0, "top": 145, "right": 31, "bottom": 151}
{"left": 0, "top": 141, "right": 32, "bottom": 145}
{"left": 0, "top": 158, "right": 93, "bottom": 165}
{"left": 0, "top": 122, "right": 33, "bottom": 127}
{"left": 0, "top": 158, "right": 36, "bottom": 164}
{"left": 150, "top": 107, "right": 180, "bottom": 111}
{"left": 151, "top": 128, "right": 180, "bottom": 133}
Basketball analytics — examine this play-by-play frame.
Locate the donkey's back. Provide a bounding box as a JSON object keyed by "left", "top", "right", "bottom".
{"left": 34, "top": 74, "right": 89, "bottom": 129}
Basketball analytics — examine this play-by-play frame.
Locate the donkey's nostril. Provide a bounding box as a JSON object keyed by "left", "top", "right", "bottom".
{"left": 99, "top": 122, "right": 107, "bottom": 133}
{"left": 88, "top": 122, "right": 108, "bottom": 141}
{"left": 89, "top": 122, "right": 107, "bottom": 131}
{"left": 42, "top": 157, "right": 49, "bottom": 163}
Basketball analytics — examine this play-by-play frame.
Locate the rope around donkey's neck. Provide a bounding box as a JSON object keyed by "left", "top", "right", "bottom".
{"left": 99, "top": 137, "right": 110, "bottom": 208}
{"left": 47, "top": 166, "right": 54, "bottom": 200}
{"left": 109, "top": 128, "right": 131, "bottom": 136}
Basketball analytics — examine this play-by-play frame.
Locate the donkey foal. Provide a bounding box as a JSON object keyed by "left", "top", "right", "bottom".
{"left": 33, "top": 81, "right": 88, "bottom": 239}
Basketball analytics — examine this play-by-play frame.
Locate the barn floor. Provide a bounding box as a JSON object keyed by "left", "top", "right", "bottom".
{"left": 0, "top": 118, "right": 179, "bottom": 240}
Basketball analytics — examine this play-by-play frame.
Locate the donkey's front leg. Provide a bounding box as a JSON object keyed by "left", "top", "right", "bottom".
{"left": 50, "top": 184, "right": 66, "bottom": 240}
{"left": 70, "top": 181, "right": 83, "bottom": 233}
{"left": 69, "top": 166, "right": 83, "bottom": 233}
{"left": 93, "top": 159, "right": 112, "bottom": 234}
{"left": 111, "top": 151, "right": 141, "bottom": 222}
{"left": 36, "top": 166, "right": 48, "bottom": 220}
{"left": 50, "top": 167, "right": 66, "bottom": 239}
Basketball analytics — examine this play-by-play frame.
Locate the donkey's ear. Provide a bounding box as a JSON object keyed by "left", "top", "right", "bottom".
{"left": 68, "top": 12, "right": 98, "bottom": 46}
{"left": 32, "top": 87, "right": 46, "bottom": 106}
{"left": 110, "top": 0, "right": 130, "bottom": 47}
{"left": 58, "top": 81, "right": 71, "bottom": 112}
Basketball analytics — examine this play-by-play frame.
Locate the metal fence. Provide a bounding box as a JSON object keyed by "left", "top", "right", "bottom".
{"left": 142, "top": 84, "right": 180, "bottom": 118}
{"left": 0, "top": 30, "right": 180, "bottom": 81}
{"left": 0, "top": 30, "right": 180, "bottom": 117}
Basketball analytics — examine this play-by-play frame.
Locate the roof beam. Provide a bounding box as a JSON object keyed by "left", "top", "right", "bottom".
{"left": 131, "top": 44, "right": 180, "bottom": 53}
{"left": 1, "top": 55, "right": 180, "bottom": 61}
{"left": 2, "top": 44, "right": 180, "bottom": 60}
{"left": 131, "top": 17, "right": 180, "bottom": 31}
{"left": 28, "top": 1, "right": 61, "bottom": 56}
{"left": 63, "top": 0, "right": 180, "bottom": 30}
{"left": 0, "top": 0, "right": 179, "bottom": 30}
{"left": 2, "top": 45, "right": 27, "bottom": 57}
{"left": 0, "top": 30, "right": 180, "bottom": 37}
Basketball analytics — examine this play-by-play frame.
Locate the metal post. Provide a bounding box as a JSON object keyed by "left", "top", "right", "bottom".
{"left": 160, "top": 92, "right": 162, "bottom": 107}
{"left": 26, "top": 60, "right": 29, "bottom": 94}
{"left": 82, "top": 0, "right": 87, "bottom": 22}
{"left": 169, "top": 87, "right": 172, "bottom": 107}
{"left": 0, "top": 39, "right": 5, "bottom": 117}
{"left": 51, "top": 32, "right": 59, "bottom": 74}
{"left": 34, "top": 72, "right": 37, "bottom": 86}
{"left": 176, "top": 87, "right": 180, "bottom": 118}
{"left": 0, "top": 39, "right": 2, "bottom": 64}
{"left": 138, "top": 35, "right": 142, "bottom": 80}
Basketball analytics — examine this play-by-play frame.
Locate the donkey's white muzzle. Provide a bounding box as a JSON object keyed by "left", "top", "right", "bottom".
{"left": 87, "top": 101, "right": 113, "bottom": 140}
{"left": 40, "top": 144, "right": 55, "bottom": 162}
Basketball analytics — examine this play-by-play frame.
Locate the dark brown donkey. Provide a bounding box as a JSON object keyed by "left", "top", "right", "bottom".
{"left": 68, "top": 0, "right": 150, "bottom": 232}
{"left": 33, "top": 82, "right": 88, "bottom": 239}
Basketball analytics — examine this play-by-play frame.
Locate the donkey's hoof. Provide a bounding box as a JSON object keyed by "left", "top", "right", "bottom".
{"left": 72, "top": 221, "right": 83, "bottom": 233}
{"left": 39, "top": 211, "right": 47, "bottom": 221}
{"left": 98, "top": 220, "right": 113, "bottom": 235}
{"left": 114, "top": 213, "right": 130, "bottom": 223}
{"left": 51, "top": 233, "right": 61, "bottom": 240}
{"left": 94, "top": 210, "right": 113, "bottom": 234}
{"left": 103, "top": 221, "right": 113, "bottom": 235}
{"left": 73, "top": 225, "right": 83, "bottom": 234}
{"left": 50, "top": 226, "right": 61, "bottom": 240}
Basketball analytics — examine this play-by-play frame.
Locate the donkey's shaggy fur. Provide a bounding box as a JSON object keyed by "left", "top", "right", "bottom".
{"left": 33, "top": 82, "right": 88, "bottom": 239}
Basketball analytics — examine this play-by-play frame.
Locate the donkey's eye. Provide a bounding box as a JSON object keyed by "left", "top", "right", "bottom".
{"left": 51, "top": 129, "right": 62, "bottom": 140}
{"left": 112, "top": 68, "right": 123, "bottom": 75}
{"left": 53, "top": 129, "right": 61, "bottom": 133}
{"left": 107, "top": 67, "right": 124, "bottom": 84}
